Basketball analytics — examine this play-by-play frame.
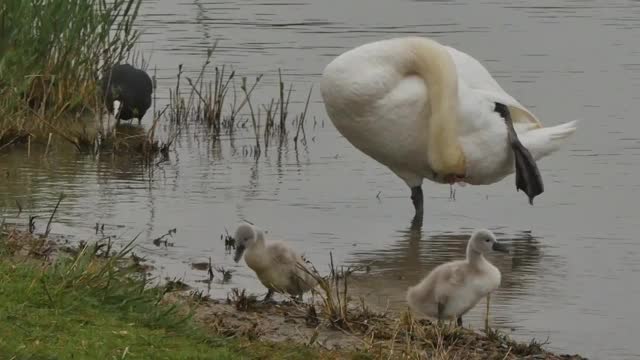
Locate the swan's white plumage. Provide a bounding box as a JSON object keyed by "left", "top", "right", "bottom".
{"left": 234, "top": 223, "right": 316, "bottom": 298}
{"left": 445, "top": 45, "right": 542, "bottom": 127}
{"left": 320, "top": 36, "right": 577, "bottom": 188}
{"left": 406, "top": 229, "right": 505, "bottom": 322}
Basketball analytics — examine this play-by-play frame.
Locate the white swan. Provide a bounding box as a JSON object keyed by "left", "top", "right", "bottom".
{"left": 406, "top": 229, "right": 509, "bottom": 327}
{"left": 320, "top": 36, "right": 578, "bottom": 217}
{"left": 233, "top": 223, "right": 316, "bottom": 301}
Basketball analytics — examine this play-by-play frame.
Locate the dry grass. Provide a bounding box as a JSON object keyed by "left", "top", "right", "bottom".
{"left": 227, "top": 288, "right": 260, "bottom": 312}
{"left": 0, "top": 226, "right": 56, "bottom": 260}
{"left": 299, "top": 252, "right": 377, "bottom": 331}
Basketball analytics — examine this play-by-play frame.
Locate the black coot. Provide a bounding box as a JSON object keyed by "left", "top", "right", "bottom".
{"left": 100, "top": 64, "right": 153, "bottom": 124}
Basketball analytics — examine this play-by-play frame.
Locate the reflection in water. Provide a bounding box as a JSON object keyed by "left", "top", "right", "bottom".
{"left": 0, "top": 119, "right": 315, "bottom": 241}
{"left": 0, "top": 146, "right": 98, "bottom": 216}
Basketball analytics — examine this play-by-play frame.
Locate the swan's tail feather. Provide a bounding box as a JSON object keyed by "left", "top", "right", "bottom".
{"left": 513, "top": 122, "right": 539, "bottom": 133}
{"left": 549, "top": 119, "right": 579, "bottom": 140}
{"left": 520, "top": 120, "right": 579, "bottom": 160}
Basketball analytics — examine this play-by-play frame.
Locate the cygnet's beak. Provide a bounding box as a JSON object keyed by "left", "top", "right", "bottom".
{"left": 492, "top": 241, "right": 510, "bottom": 254}
{"left": 233, "top": 244, "right": 246, "bottom": 263}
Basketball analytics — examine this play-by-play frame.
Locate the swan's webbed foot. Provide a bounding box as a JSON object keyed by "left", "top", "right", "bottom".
{"left": 494, "top": 102, "right": 544, "bottom": 204}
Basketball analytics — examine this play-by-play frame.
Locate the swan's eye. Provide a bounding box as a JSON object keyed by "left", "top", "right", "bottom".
{"left": 485, "top": 239, "right": 490, "bottom": 242}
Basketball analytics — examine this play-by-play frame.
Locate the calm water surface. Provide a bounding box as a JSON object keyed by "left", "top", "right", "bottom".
{"left": 2, "top": 0, "right": 640, "bottom": 359}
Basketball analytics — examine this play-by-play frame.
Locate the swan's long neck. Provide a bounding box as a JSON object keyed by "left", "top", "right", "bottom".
{"left": 255, "top": 230, "right": 266, "bottom": 248}
{"left": 245, "top": 230, "right": 267, "bottom": 269}
{"left": 404, "top": 37, "right": 464, "bottom": 175}
{"left": 466, "top": 242, "right": 486, "bottom": 267}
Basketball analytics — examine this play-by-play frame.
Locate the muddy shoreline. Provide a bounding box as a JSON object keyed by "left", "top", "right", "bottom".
{"left": 0, "top": 226, "right": 587, "bottom": 359}
{"left": 165, "top": 291, "right": 586, "bottom": 360}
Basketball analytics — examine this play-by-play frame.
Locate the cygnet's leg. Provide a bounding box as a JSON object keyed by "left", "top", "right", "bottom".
{"left": 456, "top": 316, "right": 463, "bottom": 327}
{"left": 494, "top": 102, "right": 544, "bottom": 204}
{"left": 437, "top": 302, "right": 445, "bottom": 325}
{"left": 262, "top": 289, "right": 275, "bottom": 303}
{"left": 484, "top": 293, "right": 491, "bottom": 332}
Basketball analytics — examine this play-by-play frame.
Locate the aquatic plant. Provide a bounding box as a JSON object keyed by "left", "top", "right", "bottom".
{"left": 299, "top": 252, "right": 375, "bottom": 331}
{"left": 170, "top": 45, "right": 314, "bottom": 159}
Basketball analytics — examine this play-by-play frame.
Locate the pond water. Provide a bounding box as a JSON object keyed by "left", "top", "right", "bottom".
{"left": 2, "top": 0, "right": 640, "bottom": 358}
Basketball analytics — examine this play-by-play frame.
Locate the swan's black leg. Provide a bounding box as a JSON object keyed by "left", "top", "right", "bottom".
{"left": 410, "top": 186, "right": 423, "bottom": 216}
{"left": 494, "top": 102, "right": 544, "bottom": 204}
{"left": 410, "top": 186, "right": 424, "bottom": 226}
{"left": 410, "top": 214, "right": 423, "bottom": 231}
{"left": 456, "top": 316, "right": 463, "bottom": 327}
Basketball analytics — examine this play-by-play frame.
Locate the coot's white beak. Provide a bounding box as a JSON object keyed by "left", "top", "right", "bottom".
{"left": 113, "top": 100, "right": 121, "bottom": 117}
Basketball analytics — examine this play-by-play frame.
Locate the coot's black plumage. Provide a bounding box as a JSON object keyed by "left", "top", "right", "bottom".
{"left": 100, "top": 64, "right": 153, "bottom": 124}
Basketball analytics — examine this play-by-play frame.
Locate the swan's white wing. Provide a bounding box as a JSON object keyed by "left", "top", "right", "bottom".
{"left": 446, "top": 46, "right": 543, "bottom": 128}
{"left": 267, "top": 242, "right": 299, "bottom": 266}
{"left": 445, "top": 46, "right": 508, "bottom": 95}
{"left": 266, "top": 241, "right": 316, "bottom": 294}
{"left": 432, "top": 261, "right": 467, "bottom": 303}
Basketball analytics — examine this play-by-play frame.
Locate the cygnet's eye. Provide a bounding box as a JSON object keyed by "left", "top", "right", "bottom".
{"left": 485, "top": 238, "right": 490, "bottom": 242}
